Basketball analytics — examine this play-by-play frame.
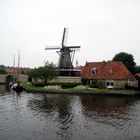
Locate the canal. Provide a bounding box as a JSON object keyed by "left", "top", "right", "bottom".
{"left": 0, "top": 85, "right": 140, "bottom": 140}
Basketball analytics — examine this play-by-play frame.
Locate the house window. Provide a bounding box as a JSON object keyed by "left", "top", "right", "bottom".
{"left": 91, "top": 68, "right": 97, "bottom": 74}
{"left": 106, "top": 80, "right": 114, "bottom": 89}
{"left": 106, "top": 81, "right": 114, "bottom": 86}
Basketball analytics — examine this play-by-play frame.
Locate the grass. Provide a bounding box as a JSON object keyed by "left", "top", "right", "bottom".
{"left": 22, "top": 82, "right": 139, "bottom": 95}
{"left": 67, "top": 87, "right": 138, "bottom": 95}
{"left": 22, "top": 82, "right": 45, "bottom": 90}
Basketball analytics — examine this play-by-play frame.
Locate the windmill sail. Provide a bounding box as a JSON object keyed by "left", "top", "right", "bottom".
{"left": 45, "top": 45, "right": 61, "bottom": 50}
{"left": 61, "top": 28, "right": 68, "bottom": 47}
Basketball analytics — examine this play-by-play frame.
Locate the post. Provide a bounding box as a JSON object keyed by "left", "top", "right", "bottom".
{"left": 17, "top": 50, "right": 20, "bottom": 81}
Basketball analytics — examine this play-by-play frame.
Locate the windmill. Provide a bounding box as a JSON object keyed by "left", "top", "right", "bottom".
{"left": 45, "top": 28, "right": 81, "bottom": 76}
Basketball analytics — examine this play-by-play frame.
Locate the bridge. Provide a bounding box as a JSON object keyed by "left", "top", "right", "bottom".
{"left": 0, "top": 74, "right": 81, "bottom": 84}
{"left": 0, "top": 74, "right": 28, "bottom": 84}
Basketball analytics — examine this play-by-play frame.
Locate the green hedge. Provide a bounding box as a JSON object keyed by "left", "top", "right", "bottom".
{"left": 90, "top": 80, "right": 105, "bottom": 89}
{"left": 32, "top": 81, "right": 45, "bottom": 87}
{"left": 61, "top": 83, "right": 78, "bottom": 89}
{"left": 81, "top": 78, "right": 88, "bottom": 85}
{"left": 31, "top": 81, "right": 80, "bottom": 88}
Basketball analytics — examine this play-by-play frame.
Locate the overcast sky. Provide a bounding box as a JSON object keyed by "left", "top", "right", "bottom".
{"left": 0, "top": 0, "right": 140, "bottom": 68}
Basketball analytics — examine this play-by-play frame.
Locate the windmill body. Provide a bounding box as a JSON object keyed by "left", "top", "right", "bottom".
{"left": 58, "top": 47, "right": 73, "bottom": 69}
{"left": 45, "top": 28, "right": 81, "bottom": 76}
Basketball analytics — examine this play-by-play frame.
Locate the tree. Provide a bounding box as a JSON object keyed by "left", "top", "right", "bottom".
{"left": 112, "top": 52, "right": 136, "bottom": 74}
{"left": 133, "top": 65, "right": 140, "bottom": 74}
{"left": 27, "top": 62, "right": 58, "bottom": 85}
{"left": 27, "top": 68, "right": 38, "bottom": 82}
{"left": 0, "top": 69, "right": 7, "bottom": 74}
{"left": 0, "top": 65, "right": 7, "bottom": 74}
{"left": 0, "top": 65, "right": 5, "bottom": 69}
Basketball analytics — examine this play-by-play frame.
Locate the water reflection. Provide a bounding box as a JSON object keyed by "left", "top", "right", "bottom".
{"left": 27, "top": 94, "right": 73, "bottom": 139}
{"left": 1, "top": 86, "right": 140, "bottom": 140}
{"left": 27, "top": 94, "right": 56, "bottom": 116}
{"left": 26, "top": 94, "right": 140, "bottom": 140}
{"left": 80, "top": 96, "right": 137, "bottom": 129}
{"left": 56, "top": 95, "right": 73, "bottom": 139}
{"left": 0, "top": 85, "right": 6, "bottom": 94}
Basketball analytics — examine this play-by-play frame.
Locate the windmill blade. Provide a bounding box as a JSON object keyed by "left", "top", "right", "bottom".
{"left": 61, "top": 27, "right": 69, "bottom": 47}
{"left": 67, "top": 46, "right": 80, "bottom": 52}
{"left": 45, "top": 45, "right": 61, "bottom": 50}
{"left": 65, "top": 46, "right": 80, "bottom": 49}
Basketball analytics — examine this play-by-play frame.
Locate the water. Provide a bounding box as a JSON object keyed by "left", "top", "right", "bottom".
{"left": 0, "top": 85, "right": 140, "bottom": 140}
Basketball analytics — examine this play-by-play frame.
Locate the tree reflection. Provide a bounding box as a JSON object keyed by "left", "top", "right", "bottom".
{"left": 27, "top": 94, "right": 56, "bottom": 116}
{"left": 79, "top": 95, "right": 137, "bottom": 128}
{"left": 27, "top": 94, "right": 73, "bottom": 139}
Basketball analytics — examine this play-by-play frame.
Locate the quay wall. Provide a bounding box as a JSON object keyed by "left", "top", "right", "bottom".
{"left": 49, "top": 76, "right": 81, "bottom": 84}
{"left": 0, "top": 75, "right": 6, "bottom": 84}
{"left": 0, "top": 74, "right": 28, "bottom": 84}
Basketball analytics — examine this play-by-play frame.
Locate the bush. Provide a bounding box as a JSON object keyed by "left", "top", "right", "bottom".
{"left": 97, "top": 80, "right": 105, "bottom": 89}
{"left": 89, "top": 80, "right": 105, "bottom": 89}
{"left": 89, "top": 79, "right": 98, "bottom": 88}
{"left": 32, "top": 81, "right": 45, "bottom": 87}
{"left": 61, "top": 83, "right": 78, "bottom": 89}
{"left": 28, "top": 76, "right": 32, "bottom": 82}
{"left": 81, "top": 78, "right": 88, "bottom": 85}
{"left": 125, "top": 83, "right": 138, "bottom": 90}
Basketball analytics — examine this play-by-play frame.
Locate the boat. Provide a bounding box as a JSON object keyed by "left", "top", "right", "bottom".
{"left": 10, "top": 81, "right": 23, "bottom": 93}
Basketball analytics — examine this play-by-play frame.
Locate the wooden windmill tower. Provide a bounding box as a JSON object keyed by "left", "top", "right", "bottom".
{"left": 45, "top": 28, "right": 81, "bottom": 76}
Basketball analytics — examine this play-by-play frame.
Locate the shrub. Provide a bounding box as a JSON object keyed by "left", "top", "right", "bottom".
{"left": 32, "top": 81, "right": 45, "bottom": 87}
{"left": 81, "top": 78, "right": 88, "bottom": 85}
{"left": 90, "top": 80, "right": 105, "bottom": 89}
{"left": 61, "top": 83, "right": 78, "bottom": 89}
{"left": 125, "top": 83, "right": 138, "bottom": 90}
{"left": 89, "top": 79, "right": 97, "bottom": 88}
{"left": 97, "top": 80, "right": 105, "bottom": 89}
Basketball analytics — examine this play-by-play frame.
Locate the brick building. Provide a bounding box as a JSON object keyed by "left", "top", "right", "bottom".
{"left": 81, "top": 61, "right": 135, "bottom": 89}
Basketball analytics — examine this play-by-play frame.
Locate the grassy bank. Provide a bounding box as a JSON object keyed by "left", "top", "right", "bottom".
{"left": 22, "top": 83, "right": 140, "bottom": 96}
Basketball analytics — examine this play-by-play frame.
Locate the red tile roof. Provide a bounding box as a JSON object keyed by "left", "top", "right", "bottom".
{"left": 81, "top": 61, "right": 135, "bottom": 80}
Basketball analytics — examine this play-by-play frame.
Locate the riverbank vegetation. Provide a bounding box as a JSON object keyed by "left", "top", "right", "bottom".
{"left": 22, "top": 82, "right": 139, "bottom": 96}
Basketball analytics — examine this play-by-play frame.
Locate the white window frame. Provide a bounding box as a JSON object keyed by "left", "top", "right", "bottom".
{"left": 91, "top": 67, "right": 97, "bottom": 75}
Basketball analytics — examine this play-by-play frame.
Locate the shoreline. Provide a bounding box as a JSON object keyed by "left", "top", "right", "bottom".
{"left": 24, "top": 89, "right": 140, "bottom": 97}
{"left": 23, "top": 84, "right": 140, "bottom": 97}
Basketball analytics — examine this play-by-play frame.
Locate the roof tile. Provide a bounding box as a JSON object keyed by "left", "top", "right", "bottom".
{"left": 81, "top": 61, "right": 135, "bottom": 80}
